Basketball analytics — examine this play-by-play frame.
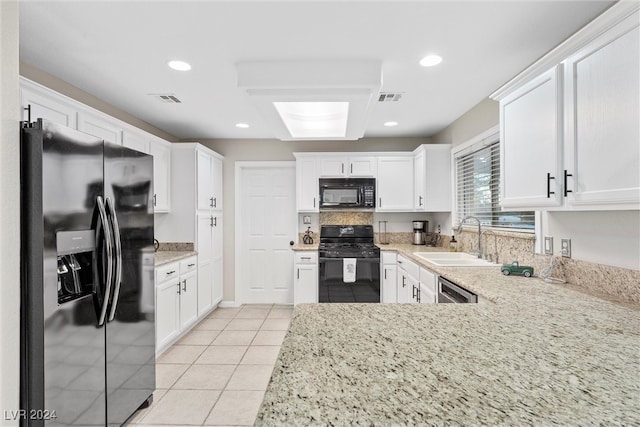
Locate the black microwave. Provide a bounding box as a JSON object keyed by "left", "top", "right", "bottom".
{"left": 319, "top": 178, "right": 376, "bottom": 210}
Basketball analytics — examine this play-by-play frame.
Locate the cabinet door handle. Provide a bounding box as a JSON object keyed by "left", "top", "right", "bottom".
{"left": 213, "top": 217, "right": 217, "bottom": 227}
{"left": 209, "top": 197, "right": 214, "bottom": 207}
{"left": 297, "top": 268, "right": 300, "bottom": 279}
{"left": 182, "top": 280, "right": 187, "bottom": 292}
{"left": 153, "top": 194, "right": 157, "bottom": 206}
{"left": 210, "top": 216, "right": 214, "bottom": 227}
{"left": 412, "top": 285, "right": 417, "bottom": 299}
{"left": 350, "top": 163, "right": 353, "bottom": 174}
{"left": 547, "top": 173, "right": 555, "bottom": 198}
{"left": 379, "top": 198, "right": 382, "bottom": 207}
{"left": 313, "top": 197, "right": 316, "bottom": 208}
{"left": 341, "top": 163, "right": 344, "bottom": 174}
{"left": 384, "top": 268, "right": 387, "bottom": 280}
{"left": 213, "top": 197, "right": 217, "bottom": 208}
{"left": 419, "top": 195, "right": 423, "bottom": 206}
{"left": 300, "top": 257, "right": 311, "bottom": 260}
{"left": 176, "top": 282, "right": 181, "bottom": 294}
{"left": 564, "top": 170, "right": 573, "bottom": 197}
{"left": 402, "top": 276, "right": 406, "bottom": 287}
{"left": 417, "top": 286, "right": 421, "bottom": 303}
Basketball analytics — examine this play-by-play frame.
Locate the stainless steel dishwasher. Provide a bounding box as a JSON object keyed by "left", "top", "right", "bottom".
{"left": 437, "top": 276, "right": 478, "bottom": 303}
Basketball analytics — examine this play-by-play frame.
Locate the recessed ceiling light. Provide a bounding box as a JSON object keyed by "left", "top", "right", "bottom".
{"left": 273, "top": 102, "right": 349, "bottom": 138}
{"left": 419, "top": 55, "right": 443, "bottom": 67}
{"left": 235, "top": 123, "right": 250, "bottom": 129}
{"left": 168, "top": 60, "right": 191, "bottom": 71}
{"left": 384, "top": 121, "right": 399, "bottom": 127}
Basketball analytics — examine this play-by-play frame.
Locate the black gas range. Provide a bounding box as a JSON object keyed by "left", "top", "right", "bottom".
{"left": 318, "top": 225, "right": 380, "bottom": 303}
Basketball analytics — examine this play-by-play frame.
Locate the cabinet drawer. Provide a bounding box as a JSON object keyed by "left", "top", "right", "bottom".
{"left": 398, "top": 255, "right": 418, "bottom": 279}
{"left": 179, "top": 256, "right": 198, "bottom": 275}
{"left": 381, "top": 251, "right": 397, "bottom": 265}
{"left": 156, "top": 262, "right": 179, "bottom": 284}
{"left": 295, "top": 252, "right": 318, "bottom": 264}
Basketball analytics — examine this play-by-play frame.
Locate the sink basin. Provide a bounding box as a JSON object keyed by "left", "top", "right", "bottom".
{"left": 414, "top": 252, "right": 497, "bottom": 267}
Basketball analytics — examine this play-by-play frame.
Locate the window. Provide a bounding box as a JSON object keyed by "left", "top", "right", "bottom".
{"left": 455, "top": 139, "right": 534, "bottom": 230}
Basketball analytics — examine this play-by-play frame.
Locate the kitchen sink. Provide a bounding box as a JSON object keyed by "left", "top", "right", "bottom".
{"left": 414, "top": 252, "right": 497, "bottom": 267}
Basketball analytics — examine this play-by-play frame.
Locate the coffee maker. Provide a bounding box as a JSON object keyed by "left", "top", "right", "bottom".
{"left": 412, "top": 220, "right": 428, "bottom": 245}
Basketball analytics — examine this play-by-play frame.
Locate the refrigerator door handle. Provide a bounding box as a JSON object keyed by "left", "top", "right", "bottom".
{"left": 96, "top": 196, "right": 114, "bottom": 327}
{"left": 106, "top": 197, "right": 123, "bottom": 322}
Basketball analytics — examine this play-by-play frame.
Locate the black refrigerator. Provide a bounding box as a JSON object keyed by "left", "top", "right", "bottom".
{"left": 20, "top": 119, "right": 156, "bottom": 426}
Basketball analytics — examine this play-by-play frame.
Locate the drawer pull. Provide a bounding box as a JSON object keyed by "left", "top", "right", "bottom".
{"left": 187, "top": 263, "right": 195, "bottom": 267}
{"left": 166, "top": 270, "right": 176, "bottom": 275}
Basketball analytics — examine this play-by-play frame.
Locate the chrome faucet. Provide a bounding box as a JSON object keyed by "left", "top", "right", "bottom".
{"left": 456, "top": 215, "right": 482, "bottom": 258}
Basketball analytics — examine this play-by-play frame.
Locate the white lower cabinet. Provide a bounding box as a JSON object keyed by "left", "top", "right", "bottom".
{"left": 418, "top": 267, "right": 437, "bottom": 304}
{"left": 381, "top": 252, "right": 397, "bottom": 303}
{"left": 294, "top": 252, "right": 318, "bottom": 304}
{"left": 397, "top": 255, "right": 418, "bottom": 304}
{"left": 155, "top": 256, "right": 198, "bottom": 354}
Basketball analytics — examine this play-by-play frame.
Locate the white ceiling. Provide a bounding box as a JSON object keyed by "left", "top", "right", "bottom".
{"left": 19, "top": 0, "right": 614, "bottom": 140}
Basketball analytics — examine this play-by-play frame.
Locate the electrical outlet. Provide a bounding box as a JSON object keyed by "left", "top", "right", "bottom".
{"left": 544, "top": 236, "right": 554, "bottom": 255}
{"left": 561, "top": 238, "right": 571, "bottom": 258}
{"left": 303, "top": 215, "right": 311, "bottom": 224}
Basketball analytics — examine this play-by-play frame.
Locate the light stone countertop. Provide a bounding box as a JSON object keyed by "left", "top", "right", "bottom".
{"left": 257, "top": 245, "right": 640, "bottom": 426}
{"left": 154, "top": 250, "right": 197, "bottom": 267}
{"left": 292, "top": 243, "right": 319, "bottom": 251}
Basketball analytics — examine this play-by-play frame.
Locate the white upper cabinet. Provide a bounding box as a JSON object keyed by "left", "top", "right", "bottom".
{"left": 20, "top": 78, "right": 172, "bottom": 213}
{"left": 500, "top": 66, "right": 563, "bottom": 209}
{"left": 197, "top": 148, "right": 214, "bottom": 211}
{"left": 564, "top": 11, "right": 639, "bottom": 210}
{"left": 492, "top": 3, "right": 639, "bottom": 211}
{"left": 295, "top": 156, "right": 319, "bottom": 212}
{"left": 195, "top": 147, "right": 223, "bottom": 212}
{"left": 77, "top": 108, "right": 123, "bottom": 145}
{"left": 148, "top": 137, "right": 172, "bottom": 213}
{"left": 122, "top": 130, "right": 149, "bottom": 153}
{"left": 377, "top": 156, "right": 414, "bottom": 211}
{"left": 319, "top": 156, "right": 377, "bottom": 178}
{"left": 212, "top": 156, "right": 223, "bottom": 211}
{"left": 414, "top": 144, "right": 452, "bottom": 212}
{"left": 20, "top": 84, "right": 77, "bottom": 128}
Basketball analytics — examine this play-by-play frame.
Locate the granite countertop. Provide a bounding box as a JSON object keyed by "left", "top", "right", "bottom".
{"left": 257, "top": 246, "right": 640, "bottom": 425}
{"left": 292, "top": 243, "right": 319, "bottom": 251}
{"left": 154, "top": 250, "right": 198, "bottom": 267}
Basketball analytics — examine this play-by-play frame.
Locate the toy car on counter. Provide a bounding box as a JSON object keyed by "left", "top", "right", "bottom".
{"left": 501, "top": 261, "right": 534, "bottom": 277}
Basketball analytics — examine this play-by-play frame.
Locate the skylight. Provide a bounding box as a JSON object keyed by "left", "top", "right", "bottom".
{"left": 273, "top": 102, "right": 349, "bottom": 138}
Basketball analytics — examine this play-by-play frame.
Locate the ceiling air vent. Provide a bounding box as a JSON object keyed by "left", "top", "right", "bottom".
{"left": 149, "top": 93, "right": 182, "bottom": 104}
{"left": 378, "top": 92, "right": 402, "bottom": 102}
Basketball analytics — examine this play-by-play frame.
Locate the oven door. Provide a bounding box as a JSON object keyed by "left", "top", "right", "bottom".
{"left": 318, "top": 257, "right": 380, "bottom": 303}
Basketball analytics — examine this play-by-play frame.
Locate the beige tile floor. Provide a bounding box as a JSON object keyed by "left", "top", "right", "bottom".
{"left": 125, "top": 304, "right": 292, "bottom": 426}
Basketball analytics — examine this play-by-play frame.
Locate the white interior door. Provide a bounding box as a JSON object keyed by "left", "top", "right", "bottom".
{"left": 237, "top": 163, "right": 296, "bottom": 304}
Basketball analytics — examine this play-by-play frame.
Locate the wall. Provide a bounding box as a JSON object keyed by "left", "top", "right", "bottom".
{"left": 20, "top": 62, "right": 177, "bottom": 142}
{"left": 0, "top": 1, "right": 21, "bottom": 423}
{"left": 431, "top": 97, "right": 499, "bottom": 147}
{"left": 196, "top": 137, "right": 430, "bottom": 303}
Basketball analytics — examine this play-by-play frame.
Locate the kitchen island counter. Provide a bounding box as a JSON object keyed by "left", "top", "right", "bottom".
{"left": 256, "top": 260, "right": 640, "bottom": 425}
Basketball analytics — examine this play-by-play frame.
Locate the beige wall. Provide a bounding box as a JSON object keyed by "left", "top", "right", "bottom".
{"left": 1, "top": 1, "right": 21, "bottom": 423}
{"left": 431, "top": 97, "right": 499, "bottom": 146}
{"left": 193, "top": 137, "right": 430, "bottom": 303}
{"left": 20, "top": 62, "right": 178, "bottom": 142}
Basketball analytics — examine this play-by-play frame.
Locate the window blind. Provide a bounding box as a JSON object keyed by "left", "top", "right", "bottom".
{"left": 455, "top": 141, "right": 535, "bottom": 230}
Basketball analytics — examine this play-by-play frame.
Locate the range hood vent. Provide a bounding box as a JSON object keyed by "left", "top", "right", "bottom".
{"left": 149, "top": 94, "right": 182, "bottom": 104}
{"left": 378, "top": 93, "right": 402, "bottom": 102}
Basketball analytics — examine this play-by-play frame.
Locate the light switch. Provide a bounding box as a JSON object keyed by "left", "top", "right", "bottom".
{"left": 303, "top": 215, "right": 311, "bottom": 224}
{"left": 544, "top": 236, "right": 553, "bottom": 255}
